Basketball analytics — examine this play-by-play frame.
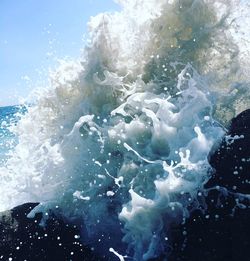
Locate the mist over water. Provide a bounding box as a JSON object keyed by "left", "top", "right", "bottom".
{"left": 0, "top": 0, "right": 250, "bottom": 259}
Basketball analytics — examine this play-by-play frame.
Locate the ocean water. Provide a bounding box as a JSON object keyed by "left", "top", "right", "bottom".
{"left": 0, "top": 106, "right": 25, "bottom": 164}
{"left": 0, "top": 0, "right": 250, "bottom": 260}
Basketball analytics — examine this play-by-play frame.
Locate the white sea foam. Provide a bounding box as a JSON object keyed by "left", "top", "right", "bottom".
{"left": 0, "top": 0, "right": 249, "bottom": 259}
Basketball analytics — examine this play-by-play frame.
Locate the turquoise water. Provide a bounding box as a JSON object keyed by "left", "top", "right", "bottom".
{"left": 0, "top": 105, "right": 25, "bottom": 164}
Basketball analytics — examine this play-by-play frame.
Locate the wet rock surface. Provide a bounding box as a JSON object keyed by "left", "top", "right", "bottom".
{"left": 168, "top": 109, "right": 250, "bottom": 261}
{"left": 0, "top": 203, "right": 102, "bottom": 261}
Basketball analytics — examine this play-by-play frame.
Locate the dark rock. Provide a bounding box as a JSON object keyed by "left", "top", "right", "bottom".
{"left": 0, "top": 203, "right": 102, "bottom": 261}
{"left": 229, "top": 109, "right": 250, "bottom": 135}
{"left": 206, "top": 109, "right": 250, "bottom": 193}
{"left": 167, "top": 109, "right": 250, "bottom": 261}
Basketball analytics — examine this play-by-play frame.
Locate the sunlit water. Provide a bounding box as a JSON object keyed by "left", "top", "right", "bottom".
{"left": 0, "top": 0, "right": 249, "bottom": 260}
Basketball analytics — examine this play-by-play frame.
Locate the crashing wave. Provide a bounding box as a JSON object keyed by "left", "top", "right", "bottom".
{"left": 0, "top": 0, "right": 249, "bottom": 259}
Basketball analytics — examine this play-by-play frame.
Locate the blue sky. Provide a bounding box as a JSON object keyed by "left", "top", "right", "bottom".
{"left": 0, "top": 0, "right": 119, "bottom": 106}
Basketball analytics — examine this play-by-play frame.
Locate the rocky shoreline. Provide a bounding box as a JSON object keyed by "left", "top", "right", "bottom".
{"left": 0, "top": 203, "right": 101, "bottom": 260}
{"left": 1, "top": 110, "right": 249, "bottom": 261}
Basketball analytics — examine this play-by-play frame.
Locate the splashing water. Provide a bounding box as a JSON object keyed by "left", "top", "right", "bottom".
{"left": 0, "top": 0, "right": 250, "bottom": 259}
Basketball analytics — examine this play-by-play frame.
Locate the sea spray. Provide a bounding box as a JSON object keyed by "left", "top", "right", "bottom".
{"left": 0, "top": 0, "right": 249, "bottom": 259}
